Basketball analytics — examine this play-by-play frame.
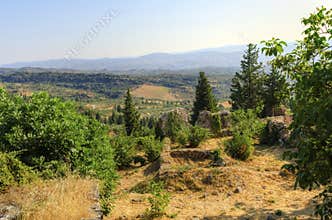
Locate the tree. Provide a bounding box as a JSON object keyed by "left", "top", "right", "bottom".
{"left": 262, "top": 67, "right": 289, "bottom": 116}
{"left": 123, "top": 89, "right": 140, "bottom": 136}
{"left": 191, "top": 72, "right": 217, "bottom": 124}
{"left": 230, "top": 44, "right": 264, "bottom": 111}
{"left": 261, "top": 7, "right": 332, "bottom": 218}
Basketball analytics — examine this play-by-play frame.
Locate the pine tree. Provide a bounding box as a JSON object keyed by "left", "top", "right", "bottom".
{"left": 123, "top": 89, "right": 140, "bottom": 136}
{"left": 191, "top": 72, "right": 217, "bottom": 124}
{"left": 230, "top": 44, "right": 264, "bottom": 111}
{"left": 262, "top": 67, "right": 289, "bottom": 116}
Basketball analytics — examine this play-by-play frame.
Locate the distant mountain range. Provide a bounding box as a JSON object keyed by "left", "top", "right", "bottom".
{"left": 1, "top": 44, "right": 295, "bottom": 71}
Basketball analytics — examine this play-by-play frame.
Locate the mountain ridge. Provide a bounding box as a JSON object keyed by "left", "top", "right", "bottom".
{"left": 2, "top": 44, "right": 294, "bottom": 71}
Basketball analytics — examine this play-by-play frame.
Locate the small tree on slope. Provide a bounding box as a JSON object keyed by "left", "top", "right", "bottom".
{"left": 123, "top": 89, "right": 140, "bottom": 136}
{"left": 262, "top": 67, "right": 290, "bottom": 117}
{"left": 230, "top": 43, "right": 264, "bottom": 111}
{"left": 191, "top": 72, "right": 217, "bottom": 124}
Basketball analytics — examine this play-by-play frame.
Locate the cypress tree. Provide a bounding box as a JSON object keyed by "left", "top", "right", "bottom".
{"left": 262, "top": 67, "right": 289, "bottom": 116}
{"left": 191, "top": 72, "right": 217, "bottom": 124}
{"left": 123, "top": 89, "right": 140, "bottom": 136}
{"left": 230, "top": 43, "right": 264, "bottom": 111}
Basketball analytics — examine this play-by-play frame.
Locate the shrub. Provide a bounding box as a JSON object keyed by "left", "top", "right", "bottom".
{"left": 32, "top": 157, "right": 69, "bottom": 179}
{"left": 189, "top": 126, "right": 210, "bottom": 147}
{"left": 211, "top": 114, "right": 222, "bottom": 136}
{"left": 176, "top": 128, "right": 190, "bottom": 146}
{"left": 0, "top": 89, "right": 118, "bottom": 214}
{"left": 230, "top": 109, "right": 264, "bottom": 138}
{"left": 111, "top": 135, "right": 137, "bottom": 169}
{"left": 145, "top": 181, "right": 170, "bottom": 218}
{"left": 158, "top": 111, "right": 188, "bottom": 143}
{"left": 225, "top": 110, "right": 263, "bottom": 161}
{"left": 225, "top": 133, "right": 254, "bottom": 161}
{"left": 315, "top": 186, "right": 332, "bottom": 219}
{"left": 0, "top": 152, "right": 36, "bottom": 191}
{"left": 139, "top": 136, "right": 164, "bottom": 162}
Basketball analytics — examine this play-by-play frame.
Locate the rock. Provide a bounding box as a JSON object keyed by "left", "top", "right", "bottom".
{"left": 196, "top": 110, "right": 231, "bottom": 133}
{"left": 266, "top": 215, "right": 276, "bottom": 220}
{"left": 220, "top": 110, "right": 231, "bottom": 128}
{"left": 0, "top": 203, "right": 22, "bottom": 220}
{"left": 211, "top": 191, "right": 219, "bottom": 196}
{"left": 234, "top": 187, "right": 242, "bottom": 193}
{"left": 196, "top": 110, "right": 213, "bottom": 129}
{"left": 279, "top": 169, "right": 293, "bottom": 178}
{"left": 131, "top": 198, "right": 143, "bottom": 203}
{"left": 159, "top": 108, "right": 189, "bottom": 129}
{"left": 199, "top": 193, "right": 209, "bottom": 199}
{"left": 202, "top": 174, "right": 213, "bottom": 185}
{"left": 209, "top": 158, "right": 226, "bottom": 167}
{"left": 261, "top": 120, "right": 290, "bottom": 146}
{"left": 274, "top": 210, "right": 283, "bottom": 216}
{"left": 136, "top": 214, "right": 144, "bottom": 218}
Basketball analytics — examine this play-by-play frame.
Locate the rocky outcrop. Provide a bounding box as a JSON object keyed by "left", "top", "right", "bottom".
{"left": 195, "top": 110, "right": 231, "bottom": 135}
{"left": 261, "top": 120, "right": 290, "bottom": 146}
{"left": 158, "top": 107, "right": 189, "bottom": 130}
{"left": 0, "top": 203, "right": 21, "bottom": 220}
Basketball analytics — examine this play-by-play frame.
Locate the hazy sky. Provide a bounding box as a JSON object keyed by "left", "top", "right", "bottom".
{"left": 1, "top": 0, "right": 331, "bottom": 65}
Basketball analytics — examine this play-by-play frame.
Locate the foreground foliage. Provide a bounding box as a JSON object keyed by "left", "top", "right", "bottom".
{"left": 262, "top": 6, "right": 332, "bottom": 218}
{"left": 0, "top": 88, "right": 117, "bottom": 214}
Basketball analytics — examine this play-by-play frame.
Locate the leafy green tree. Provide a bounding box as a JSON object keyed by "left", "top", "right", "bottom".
{"left": 261, "top": 7, "right": 332, "bottom": 218}
{"left": 123, "top": 89, "right": 140, "bottom": 136}
{"left": 262, "top": 67, "right": 290, "bottom": 116}
{"left": 191, "top": 72, "right": 217, "bottom": 124}
{"left": 230, "top": 44, "right": 264, "bottom": 111}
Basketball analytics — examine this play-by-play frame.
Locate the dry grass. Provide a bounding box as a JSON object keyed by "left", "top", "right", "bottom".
{"left": 108, "top": 141, "right": 320, "bottom": 219}
{"left": 132, "top": 84, "right": 178, "bottom": 101}
{"left": 0, "top": 175, "right": 97, "bottom": 220}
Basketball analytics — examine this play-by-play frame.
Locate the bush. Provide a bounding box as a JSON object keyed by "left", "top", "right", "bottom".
{"left": 32, "top": 157, "right": 69, "bottom": 179}
{"left": 0, "top": 152, "right": 36, "bottom": 191}
{"left": 145, "top": 181, "right": 170, "bottom": 218}
{"left": 139, "top": 136, "right": 164, "bottom": 162}
{"left": 176, "top": 128, "right": 190, "bottom": 146}
{"left": 111, "top": 135, "right": 137, "bottom": 169}
{"left": 225, "top": 134, "right": 254, "bottom": 161}
{"left": 157, "top": 111, "right": 188, "bottom": 143}
{"left": 230, "top": 109, "right": 264, "bottom": 138}
{"left": 225, "top": 110, "right": 262, "bottom": 161}
{"left": 189, "top": 126, "right": 210, "bottom": 147}
{"left": 211, "top": 114, "right": 222, "bottom": 136}
{"left": 0, "top": 89, "right": 118, "bottom": 214}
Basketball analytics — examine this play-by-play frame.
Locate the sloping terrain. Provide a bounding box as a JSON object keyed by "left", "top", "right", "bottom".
{"left": 132, "top": 84, "right": 180, "bottom": 101}
{"left": 108, "top": 139, "right": 320, "bottom": 219}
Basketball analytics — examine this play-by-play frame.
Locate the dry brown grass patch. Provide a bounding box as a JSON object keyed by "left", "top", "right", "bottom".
{"left": 0, "top": 175, "right": 97, "bottom": 220}
{"left": 132, "top": 84, "right": 178, "bottom": 101}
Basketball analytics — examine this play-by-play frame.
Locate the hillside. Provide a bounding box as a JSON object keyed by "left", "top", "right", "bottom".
{"left": 108, "top": 140, "right": 319, "bottom": 219}
{"left": 0, "top": 140, "right": 319, "bottom": 220}
{"left": 132, "top": 84, "right": 179, "bottom": 101}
